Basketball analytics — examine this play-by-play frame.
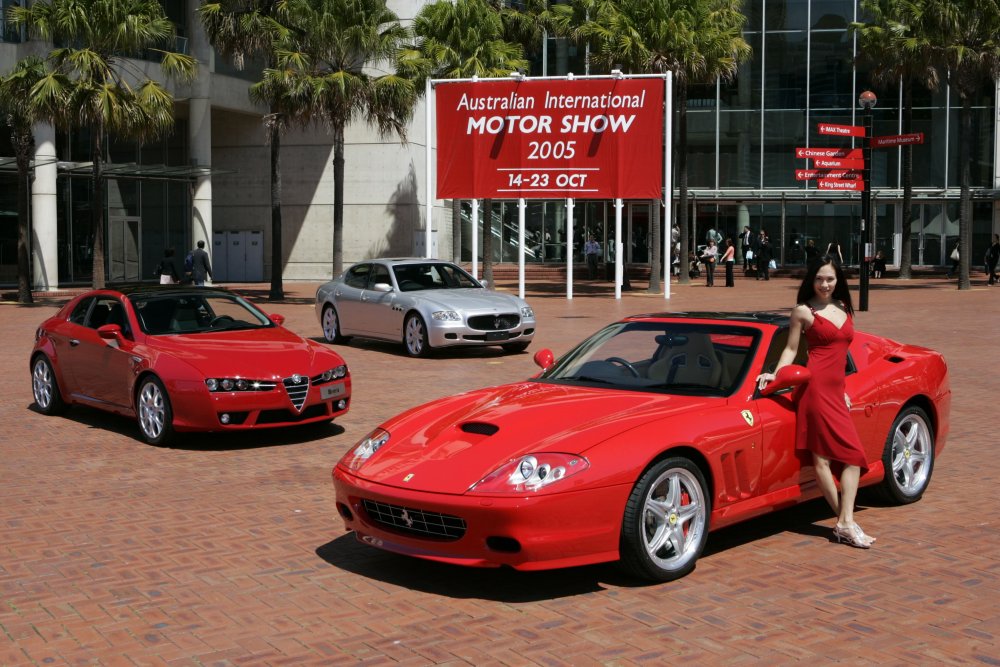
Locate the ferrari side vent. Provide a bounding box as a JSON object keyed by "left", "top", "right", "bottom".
{"left": 886, "top": 355, "right": 905, "bottom": 363}
{"left": 461, "top": 422, "right": 499, "bottom": 436}
{"left": 282, "top": 375, "right": 310, "bottom": 411}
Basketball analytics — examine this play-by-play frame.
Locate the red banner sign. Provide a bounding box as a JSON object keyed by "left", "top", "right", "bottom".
{"left": 435, "top": 78, "right": 665, "bottom": 199}
{"left": 796, "top": 147, "right": 863, "bottom": 159}
{"left": 810, "top": 157, "right": 864, "bottom": 169}
{"left": 796, "top": 169, "right": 863, "bottom": 181}
{"left": 818, "top": 123, "right": 865, "bottom": 137}
{"left": 817, "top": 179, "right": 865, "bottom": 191}
{"left": 872, "top": 132, "right": 925, "bottom": 148}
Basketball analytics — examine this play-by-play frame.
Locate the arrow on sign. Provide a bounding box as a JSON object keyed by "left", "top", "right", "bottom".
{"left": 796, "top": 147, "right": 864, "bottom": 159}
{"left": 818, "top": 123, "right": 865, "bottom": 137}
{"left": 817, "top": 178, "right": 866, "bottom": 191}
{"left": 796, "top": 169, "right": 863, "bottom": 181}
{"left": 872, "top": 132, "right": 924, "bottom": 148}
{"left": 811, "top": 157, "right": 865, "bottom": 169}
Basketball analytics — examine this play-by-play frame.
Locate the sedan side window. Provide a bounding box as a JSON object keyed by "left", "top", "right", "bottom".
{"left": 345, "top": 264, "right": 371, "bottom": 289}
{"left": 369, "top": 264, "right": 392, "bottom": 288}
{"left": 85, "top": 297, "right": 131, "bottom": 337}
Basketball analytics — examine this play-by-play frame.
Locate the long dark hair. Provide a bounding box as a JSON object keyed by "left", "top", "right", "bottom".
{"left": 796, "top": 254, "right": 854, "bottom": 315}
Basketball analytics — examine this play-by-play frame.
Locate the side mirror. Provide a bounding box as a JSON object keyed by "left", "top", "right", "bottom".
{"left": 533, "top": 348, "right": 555, "bottom": 370}
{"left": 480, "top": 279, "right": 491, "bottom": 290}
{"left": 97, "top": 324, "right": 122, "bottom": 341}
{"left": 372, "top": 282, "right": 393, "bottom": 293}
{"left": 759, "top": 364, "right": 811, "bottom": 396}
{"left": 269, "top": 313, "right": 285, "bottom": 326}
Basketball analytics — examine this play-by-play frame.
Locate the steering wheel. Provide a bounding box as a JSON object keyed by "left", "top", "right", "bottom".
{"left": 606, "top": 356, "right": 640, "bottom": 378}
{"left": 209, "top": 315, "right": 235, "bottom": 328}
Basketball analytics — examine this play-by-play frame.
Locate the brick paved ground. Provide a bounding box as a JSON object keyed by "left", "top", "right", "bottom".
{"left": 2, "top": 272, "right": 998, "bottom": 666}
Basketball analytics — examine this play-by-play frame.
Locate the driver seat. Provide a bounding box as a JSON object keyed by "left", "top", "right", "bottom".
{"left": 647, "top": 334, "right": 723, "bottom": 387}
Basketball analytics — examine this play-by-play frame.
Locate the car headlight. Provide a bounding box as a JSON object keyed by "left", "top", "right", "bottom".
{"left": 320, "top": 365, "right": 348, "bottom": 382}
{"left": 468, "top": 453, "right": 589, "bottom": 494}
{"left": 341, "top": 428, "right": 390, "bottom": 472}
{"left": 431, "top": 310, "right": 462, "bottom": 321}
{"left": 521, "top": 306, "right": 534, "bottom": 319}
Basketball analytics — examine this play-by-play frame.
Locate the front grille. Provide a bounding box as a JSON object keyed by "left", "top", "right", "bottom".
{"left": 257, "top": 403, "right": 329, "bottom": 425}
{"left": 468, "top": 313, "right": 520, "bottom": 331}
{"left": 283, "top": 375, "right": 310, "bottom": 411}
{"left": 361, "top": 499, "right": 467, "bottom": 541}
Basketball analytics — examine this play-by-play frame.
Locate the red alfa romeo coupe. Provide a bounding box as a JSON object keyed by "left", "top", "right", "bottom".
{"left": 332, "top": 312, "right": 949, "bottom": 581}
{"left": 31, "top": 285, "right": 351, "bottom": 445}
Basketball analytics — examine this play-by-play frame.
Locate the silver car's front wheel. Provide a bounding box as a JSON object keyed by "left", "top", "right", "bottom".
{"left": 321, "top": 305, "right": 350, "bottom": 344}
{"left": 620, "top": 457, "right": 710, "bottom": 582}
{"left": 137, "top": 377, "right": 174, "bottom": 446}
{"left": 404, "top": 314, "right": 430, "bottom": 357}
{"left": 874, "top": 406, "right": 934, "bottom": 504}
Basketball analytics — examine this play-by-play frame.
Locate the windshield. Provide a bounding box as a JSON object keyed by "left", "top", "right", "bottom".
{"left": 131, "top": 293, "right": 273, "bottom": 335}
{"left": 536, "top": 321, "right": 761, "bottom": 396}
{"left": 393, "top": 263, "right": 482, "bottom": 292}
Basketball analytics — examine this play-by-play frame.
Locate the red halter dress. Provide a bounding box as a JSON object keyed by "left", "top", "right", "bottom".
{"left": 795, "top": 306, "right": 868, "bottom": 471}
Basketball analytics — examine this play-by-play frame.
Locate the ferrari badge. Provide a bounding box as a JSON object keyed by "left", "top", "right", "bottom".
{"left": 741, "top": 410, "right": 754, "bottom": 427}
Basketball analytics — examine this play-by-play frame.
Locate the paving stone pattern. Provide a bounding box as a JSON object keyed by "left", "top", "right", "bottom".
{"left": 1, "top": 274, "right": 998, "bottom": 665}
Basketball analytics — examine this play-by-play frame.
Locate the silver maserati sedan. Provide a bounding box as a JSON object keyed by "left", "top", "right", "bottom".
{"left": 315, "top": 259, "right": 536, "bottom": 357}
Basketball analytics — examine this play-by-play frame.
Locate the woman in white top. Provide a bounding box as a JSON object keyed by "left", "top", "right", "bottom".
{"left": 721, "top": 237, "right": 736, "bottom": 287}
{"left": 700, "top": 239, "right": 719, "bottom": 287}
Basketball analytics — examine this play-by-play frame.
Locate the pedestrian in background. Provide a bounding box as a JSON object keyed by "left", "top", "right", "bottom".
{"left": 986, "top": 234, "right": 1000, "bottom": 286}
{"left": 804, "top": 239, "right": 820, "bottom": 264}
{"left": 946, "top": 241, "right": 960, "bottom": 278}
{"left": 722, "top": 237, "right": 736, "bottom": 287}
{"left": 740, "top": 226, "right": 754, "bottom": 271}
{"left": 826, "top": 239, "right": 844, "bottom": 265}
{"left": 699, "top": 239, "right": 718, "bottom": 286}
{"left": 584, "top": 235, "right": 600, "bottom": 279}
{"left": 156, "top": 248, "right": 182, "bottom": 285}
{"left": 756, "top": 230, "right": 772, "bottom": 281}
{"left": 757, "top": 255, "right": 875, "bottom": 549}
{"left": 190, "top": 240, "right": 213, "bottom": 286}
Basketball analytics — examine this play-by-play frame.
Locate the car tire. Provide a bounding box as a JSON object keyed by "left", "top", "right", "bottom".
{"left": 31, "top": 354, "right": 69, "bottom": 415}
{"left": 619, "top": 456, "right": 710, "bottom": 582}
{"left": 321, "top": 305, "right": 351, "bottom": 344}
{"left": 136, "top": 376, "right": 175, "bottom": 446}
{"left": 872, "top": 405, "right": 934, "bottom": 505}
{"left": 501, "top": 342, "right": 531, "bottom": 354}
{"left": 403, "top": 313, "right": 431, "bottom": 357}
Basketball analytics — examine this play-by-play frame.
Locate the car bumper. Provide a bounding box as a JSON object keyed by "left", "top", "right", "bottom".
{"left": 168, "top": 378, "right": 351, "bottom": 431}
{"left": 426, "top": 320, "right": 536, "bottom": 349}
{"left": 332, "top": 467, "right": 627, "bottom": 571}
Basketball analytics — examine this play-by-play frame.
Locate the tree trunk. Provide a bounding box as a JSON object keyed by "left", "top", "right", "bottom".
{"left": 452, "top": 199, "right": 462, "bottom": 262}
{"left": 268, "top": 120, "right": 284, "bottom": 301}
{"left": 91, "top": 119, "right": 106, "bottom": 289}
{"left": 676, "top": 79, "right": 690, "bottom": 284}
{"left": 481, "top": 198, "right": 494, "bottom": 287}
{"left": 647, "top": 198, "right": 661, "bottom": 293}
{"left": 15, "top": 129, "right": 33, "bottom": 303}
{"left": 899, "top": 78, "right": 914, "bottom": 280}
{"left": 958, "top": 96, "right": 972, "bottom": 290}
{"left": 332, "top": 122, "right": 346, "bottom": 278}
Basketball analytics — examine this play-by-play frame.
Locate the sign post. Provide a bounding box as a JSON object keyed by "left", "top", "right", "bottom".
{"left": 858, "top": 90, "right": 876, "bottom": 312}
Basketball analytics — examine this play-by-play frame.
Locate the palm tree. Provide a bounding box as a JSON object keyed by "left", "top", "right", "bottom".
{"left": 10, "top": 0, "right": 196, "bottom": 289}
{"left": 920, "top": 0, "right": 1000, "bottom": 290}
{"left": 556, "top": 0, "right": 750, "bottom": 287}
{"left": 200, "top": 0, "right": 294, "bottom": 299}
{"left": 0, "top": 57, "right": 50, "bottom": 303}
{"left": 853, "top": 0, "right": 938, "bottom": 280}
{"left": 279, "top": 0, "right": 417, "bottom": 278}
{"left": 401, "top": 0, "right": 528, "bottom": 285}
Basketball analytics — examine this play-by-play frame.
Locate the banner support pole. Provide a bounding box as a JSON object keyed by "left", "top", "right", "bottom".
{"left": 518, "top": 198, "right": 526, "bottom": 300}
{"left": 615, "top": 198, "right": 623, "bottom": 300}
{"left": 471, "top": 199, "right": 478, "bottom": 281}
{"left": 566, "top": 198, "right": 574, "bottom": 299}
{"left": 425, "top": 78, "right": 433, "bottom": 258}
{"left": 664, "top": 72, "right": 673, "bottom": 300}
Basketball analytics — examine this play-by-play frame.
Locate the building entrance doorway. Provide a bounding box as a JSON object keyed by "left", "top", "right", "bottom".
{"left": 108, "top": 216, "right": 141, "bottom": 282}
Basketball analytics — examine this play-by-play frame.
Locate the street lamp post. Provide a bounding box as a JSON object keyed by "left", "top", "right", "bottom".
{"left": 858, "top": 90, "right": 876, "bottom": 312}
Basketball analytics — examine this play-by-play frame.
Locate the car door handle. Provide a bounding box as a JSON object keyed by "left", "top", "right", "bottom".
{"left": 69, "top": 339, "right": 80, "bottom": 347}
{"left": 334, "top": 291, "right": 342, "bottom": 297}
{"left": 361, "top": 295, "right": 368, "bottom": 301}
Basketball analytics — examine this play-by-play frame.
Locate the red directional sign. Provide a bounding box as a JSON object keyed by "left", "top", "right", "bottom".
{"left": 818, "top": 123, "right": 865, "bottom": 137}
{"left": 796, "top": 147, "right": 863, "bottom": 159}
{"left": 810, "top": 157, "right": 865, "bottom": 169}
{"left": 796, "top": 169, "right": 863, "bottom": 181}
{"left": 817, "top": 178, "right": 865, "bottom": 191}
{"left": 872, "top": 132, "right": 925, "bottom": 148}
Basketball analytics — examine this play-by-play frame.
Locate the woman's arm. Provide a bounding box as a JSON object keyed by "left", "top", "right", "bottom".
{"left": 757, "top": 306, "right": 808, "bottom": 389}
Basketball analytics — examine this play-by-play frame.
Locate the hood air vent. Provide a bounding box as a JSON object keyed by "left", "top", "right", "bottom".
{"left": 461, "top": 422, "right": 499, "bottom": 436}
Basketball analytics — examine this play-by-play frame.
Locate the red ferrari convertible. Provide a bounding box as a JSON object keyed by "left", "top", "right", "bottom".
{"left": 31, "top": 285, "right": 351, "bottom": 445}
{"left": 332, "top": 312, "right": 949, "bottom": 581}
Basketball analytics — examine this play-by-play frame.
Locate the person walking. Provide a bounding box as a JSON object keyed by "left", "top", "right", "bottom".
{"left": 699, "top": 239, "right": 719, "bottom": 286}
{"left": 722, "top": 237, "right": 736, "bottom": 287}
{"left": 986, "top": 234, "right": 1000, "bottom": 286}
{"left": 740, "top": 226, "right": 754, "bottom": 271}
{"left": 190, "top": 240, "right": 213, "bottom": 286}
{"left": 826, "top": 240, "right": 844, "bottom": 265}
{"left": 804, "top": 239, "right": 820, "bottom": 264}
{"left": 946, "top": 241, "right": 960, "bottom": 278}
{"left": 756, "top": 230, "right": 772, "bottom": 280}
{"left": 156, "top": 247, "right": 183, "bottom": 285}
{"left": 871, "top": 250, "right": 887, "bottom": 279}
{"left": 757, "top": 255, "right": 875, "bottom": 549}
{"left": 584, "top": 235, "right": 600, "bottom": 279}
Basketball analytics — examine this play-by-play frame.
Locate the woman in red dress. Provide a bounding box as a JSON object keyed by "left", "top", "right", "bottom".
{"left": 757, "top": 255, "right": 875, "bottom": 548}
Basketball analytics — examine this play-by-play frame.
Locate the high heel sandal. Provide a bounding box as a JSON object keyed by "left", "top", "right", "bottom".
{"left": 833, "top": 523, "right": 873, "bottom": 549}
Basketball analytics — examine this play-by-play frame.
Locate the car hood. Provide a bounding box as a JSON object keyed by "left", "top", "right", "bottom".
{"left": 149, "top": 327, "right": 342, "bottom": 378}
{"left": 413, "top": 288, "right": 526, "bottom": 312}
{"left": 348, "top": 382, "right": 710, "bottom": 494}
